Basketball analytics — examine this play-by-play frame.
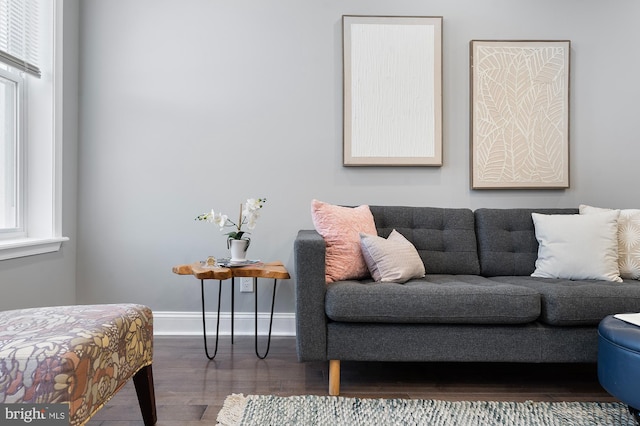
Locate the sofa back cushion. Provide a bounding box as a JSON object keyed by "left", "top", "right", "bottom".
{"left": 369, "top": 206, "right": 480, "bottom": 275}
{"left": 475, "top": 208, "right": 578, "bottom": 276}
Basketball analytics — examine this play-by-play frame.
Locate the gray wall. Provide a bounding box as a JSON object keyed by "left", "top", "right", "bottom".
{"left": 75, "top": 0, "right": 639, "bottom": 317}
{"left": 0, "top": 0, "right": 80, "bottom": 310}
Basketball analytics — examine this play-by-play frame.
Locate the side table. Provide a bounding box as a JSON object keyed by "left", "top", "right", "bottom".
{"left": 172, "top": 261, "right": 290, "bottom": 360}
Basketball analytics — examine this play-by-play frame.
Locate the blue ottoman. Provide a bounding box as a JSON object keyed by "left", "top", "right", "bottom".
{"left": 598, "top": 315, "right": 640, "bottom": 423}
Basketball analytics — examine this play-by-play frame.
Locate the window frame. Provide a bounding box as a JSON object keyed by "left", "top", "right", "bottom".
{"left": 0, "top": 0, "right": 68, "bottom": 261}
{"left": 0, "top": 66, "right": 25, "bottom": 239}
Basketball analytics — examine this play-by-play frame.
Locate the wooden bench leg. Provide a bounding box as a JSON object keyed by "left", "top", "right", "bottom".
{"left": 329, "top": 360, "right": 340, "bottom": 396}
{"left": 133, "top": 364, "right": 157, "bottom": 425}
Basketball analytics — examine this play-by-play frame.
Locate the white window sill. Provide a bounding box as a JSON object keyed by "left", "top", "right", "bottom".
{"left": 0, "top": 237, "right": 69, "bottom": 261}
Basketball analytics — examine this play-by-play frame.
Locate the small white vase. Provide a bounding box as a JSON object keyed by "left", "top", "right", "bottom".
{"left": 229, "top": 239, "right": 249, "bottom": 262}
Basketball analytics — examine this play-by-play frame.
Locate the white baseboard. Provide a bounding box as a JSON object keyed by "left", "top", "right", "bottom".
{"left": 153, "top": 310, "right": 296, "bottom": 337}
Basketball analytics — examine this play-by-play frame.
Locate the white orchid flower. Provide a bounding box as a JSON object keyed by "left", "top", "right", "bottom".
{"left": 196, "top": 198, "right": 266, "bottom": 238}
{"left": 246, "top": 216, "right": 258, "bottom": 230}
{"left": 246, "top": 198, "right": 265, "bottom": 212}
{"left": 242, "top": 206, "right": 251, "bottom": 219}
{"left": 213, "top": 212, "right": 228, "bottom": 228}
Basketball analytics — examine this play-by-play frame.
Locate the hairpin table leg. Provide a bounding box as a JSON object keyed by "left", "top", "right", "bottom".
{"left": 201, "top": 279, "right": 223, "bottom": 360}
{"left": 255, "top": 277, "right": 278, "bottom": 359}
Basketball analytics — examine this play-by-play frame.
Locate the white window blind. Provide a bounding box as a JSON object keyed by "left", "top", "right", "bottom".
{"left": 0, "top": 0, "right": 40, "bottom": 78}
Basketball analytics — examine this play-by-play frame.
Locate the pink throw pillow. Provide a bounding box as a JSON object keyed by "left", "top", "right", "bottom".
{"left": 311, "top": 199, "right": 377, "bottom": 283}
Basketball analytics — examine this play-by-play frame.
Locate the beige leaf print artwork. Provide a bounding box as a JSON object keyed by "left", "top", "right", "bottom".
{"left": 473, "top": 42, "right": 569, "bottom": 188}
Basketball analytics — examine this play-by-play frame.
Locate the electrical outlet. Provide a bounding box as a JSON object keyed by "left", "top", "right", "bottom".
{"left": 240, "top": 277, "right": 254, "bottom": 293}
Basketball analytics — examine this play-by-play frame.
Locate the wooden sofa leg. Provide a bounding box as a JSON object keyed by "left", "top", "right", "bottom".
{"left": 329, "top": 360, "right": 340, "bottom": 396}
{"left": 133, "top": 364, "right": 157, "bottom": 425}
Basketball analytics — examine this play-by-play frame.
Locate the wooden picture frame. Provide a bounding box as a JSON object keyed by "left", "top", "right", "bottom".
{"left": 343, "top": 16, "right": 443, "bottom": 166}
{"left": 470, "top": 40, "right": 570, "bottom": 189}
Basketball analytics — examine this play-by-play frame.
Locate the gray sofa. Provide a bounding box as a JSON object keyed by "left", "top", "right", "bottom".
{"left": 294, "top": 206, "right": 640, "bottom": 395}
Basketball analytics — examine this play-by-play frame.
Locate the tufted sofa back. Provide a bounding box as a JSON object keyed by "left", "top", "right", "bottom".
{"left": 474, "top": 208, "right": 578, "bottom": 276}
{"left": 368, "top": 206, "right": 580, "bottom": 278}
{"left": 369, "top": 206, "right": 480, "bottom": 275}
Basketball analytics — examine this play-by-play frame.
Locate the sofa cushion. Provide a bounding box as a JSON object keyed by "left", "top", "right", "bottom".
{"left": 531, "top": 211, "right": 622, "bottom": 282}
{"left": 325, "top": 275, "right": 540, "bottom": 324}
{"left": 311, "top": 199, "right": 377, "bottom": 283}
{"left": 369, "top": 206, "right": 480, "bottom": 275}
{"left": 489, "top": 276, "right": 640, "bottom": 326}
{"left": 359, "top": 230, "right": 425, "bottom": 283}
{"left": 475, "top": 208, "right": 578, "bottom": 276}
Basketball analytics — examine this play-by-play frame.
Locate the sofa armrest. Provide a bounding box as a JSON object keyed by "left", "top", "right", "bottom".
{"left": 294, "top": 230, "right": 328, "bottom": 361}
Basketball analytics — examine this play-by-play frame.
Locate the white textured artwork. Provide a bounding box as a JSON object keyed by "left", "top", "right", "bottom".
{"left": 471, "top": 41, "right": 570, "bottom": 188}
{"left": 343, "top": 16, "right": 442, "bottom": 166}
{"left": 351, "top": 23, "right": 434, "bottom": 157}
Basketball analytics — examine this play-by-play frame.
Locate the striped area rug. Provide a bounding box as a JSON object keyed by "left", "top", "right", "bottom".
{"left": 216, "top": 394, "right": 635, "bottom": 426}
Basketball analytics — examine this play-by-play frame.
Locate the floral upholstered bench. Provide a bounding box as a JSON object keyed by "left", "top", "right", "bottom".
{"left": 0, "top": 304, "right": 156, "bottom": 425}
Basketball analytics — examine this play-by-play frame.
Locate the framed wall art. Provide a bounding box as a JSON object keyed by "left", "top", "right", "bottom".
{"left": 470, "top": 40, "right": 570, "bottom": 189}
{"left": 343, "top": 16, "right": 443, "bottom": 166}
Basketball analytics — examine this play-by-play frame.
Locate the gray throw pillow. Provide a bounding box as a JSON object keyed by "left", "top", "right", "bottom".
{"left": 360, "top": 229, "right": 425, "bottom": 283}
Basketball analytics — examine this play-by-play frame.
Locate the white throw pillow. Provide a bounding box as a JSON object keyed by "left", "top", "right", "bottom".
{"left": 580, "top": 204, "right": 640, "bottom": 280}
{"left": 531, "top": 211, "right": 622, "bottom": 282}
{"left": 360, "top": 229, "right": 425, "bottom": 283}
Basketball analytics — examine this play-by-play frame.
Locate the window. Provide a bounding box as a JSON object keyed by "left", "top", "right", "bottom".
{"left": 0, "top": 0, "right": 67, "bottom": 260}
{"left": 0, "top": 68, "right": 23, "bottom": 237}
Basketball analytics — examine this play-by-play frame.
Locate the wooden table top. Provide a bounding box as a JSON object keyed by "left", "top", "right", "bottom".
{"left": 172, "top": 261, "right": 290, "bottom": 280}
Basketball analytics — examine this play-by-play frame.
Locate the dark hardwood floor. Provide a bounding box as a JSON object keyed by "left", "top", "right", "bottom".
{"left": 87, "top": 336, "right": 616, "bottom": 425}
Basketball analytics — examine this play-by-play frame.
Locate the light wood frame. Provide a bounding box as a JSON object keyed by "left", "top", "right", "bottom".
{"left": 343, "top": 16, "right": 443, "bottom": 166}
{"left": 470, "top": 40, "right": 570, "bottom": 189}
